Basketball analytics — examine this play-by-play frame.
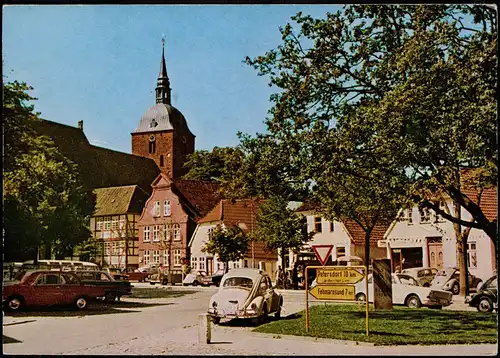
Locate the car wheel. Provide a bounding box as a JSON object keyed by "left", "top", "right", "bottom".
{"left": 210, "top": 316, "right": 221, "bottom": 324}
{"left": 356, "top": 293, "right": 366, "bottom": 302}
{"left": 6, "top": 296, "right": 23, "bottom": 311}
{"left": 260, "top": 304, "right": 269, "bottom": 324}
{"left": 105, "top": 292, "right": 116, "bottom": 302}
{"left": 406, "top": 294, "right": 422, "bottom": 308}
{"left": 150, "top": 281, "right": 156, "bottom": 285}
{"left": 193, "top": 280, "right": 199, "bottom": 287}
{"left": 423, "top": 282, "right": 430, "bottom": 288}
{"left": 75, "top": 296, "right": 88, "bottom": 310}
{"left": 275, "top": 300, "right": 282, "bottom": 319}
{"left": 451, "top": 283, "right": 460, "bottom": 295}
{"left": 477, "top": 297, "right": 493, "bottom": 313}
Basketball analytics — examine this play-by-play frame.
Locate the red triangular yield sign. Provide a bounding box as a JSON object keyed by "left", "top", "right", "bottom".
{"left": 312, "top": 245, "right": 333, "bottom": 266}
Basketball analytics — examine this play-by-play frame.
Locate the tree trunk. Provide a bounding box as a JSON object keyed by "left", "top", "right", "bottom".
{"left": 224, "top": 261, "right": 229, "bottom": 274}
{"left": 281, "top": 247, "right": 286, "bottom": 289}
{"left": 34, "top": 247, "right": 39, "bottom": 265}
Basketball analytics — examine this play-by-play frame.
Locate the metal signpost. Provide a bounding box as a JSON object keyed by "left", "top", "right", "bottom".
{"left": 305, "top": 265, "right": 369, "bottom": 336}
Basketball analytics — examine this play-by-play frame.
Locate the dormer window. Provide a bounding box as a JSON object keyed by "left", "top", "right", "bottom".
{"left": 150, "top": 119, "right": 158, "bottom": 128}
{"left": 419, "top": 207, "right": 431, "bottom": 224}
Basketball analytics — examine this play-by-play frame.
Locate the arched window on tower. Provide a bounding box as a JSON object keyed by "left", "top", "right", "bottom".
{"left": 160, "top": 155, "right": 164, "bottom": 167}
{"left": 149, "top": 141, "right": 156, "bottom": 154}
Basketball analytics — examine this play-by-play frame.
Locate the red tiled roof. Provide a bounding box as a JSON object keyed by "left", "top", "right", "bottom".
{"left": 462, "top": 187, "right": 497, "bottom": 221}
{"left": 342, "top": 220, "right": 392, "bottom": 246}
{"left": 172, "top": 179, "right": 221, "bottom": 219}
{"left": 295, "top": 200, "right": 320, "bottom": 213}
{"left": 198, "top": 199, "right": 276, "bottom": 259}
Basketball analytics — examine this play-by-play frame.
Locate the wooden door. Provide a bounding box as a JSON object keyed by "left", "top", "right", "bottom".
{"left": 427, "top": 238, "right": 443, "bottom": 269}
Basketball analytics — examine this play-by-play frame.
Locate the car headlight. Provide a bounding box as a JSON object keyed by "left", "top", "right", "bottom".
{"left": 212, "top": 301, "right": 218, "bottom": 308}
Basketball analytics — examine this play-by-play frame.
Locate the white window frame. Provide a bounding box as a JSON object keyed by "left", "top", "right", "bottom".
{"left": 144, "top": 226, "right": 151, "bottom": 242}
{"left": 96, "top": 217, "right": 104, "bottom": 230}
{"left": 144, "top": 250, "right": 151, "bottom": 265}
{"left": 199, "top": 257, "right": 205, "bottom": 270}
{"left": 434, "top": 201, "right": 447, "bottom": 223}
{"left": 405, "top": 209, "right": 413, "bottom": 225}
{"left": 164, "top": 200, "right": 171, "bottom": 216}
{"left": 419, "top": 207, "right": 431, "bottom": 224}
{"left": 174, "top": 249, "right": 181, "bottom": 266}
{"left": 153, "top": 201, "right": 160, "bottom": 217}
{"left": 153, "top": 225, "right": 160, "bottom": 242}
{"left": 153, "top": 250, "right": 160, "bottom": 264}
{"left": 104, "top": 242, "right": 111, "bottom": 256}
{"left": 467, "top": 242, "right": 477, "bottom": 269}
{"left": 314, "top": 216, "right": 322, "bottom": 232}
{"left": 173, "top": 224, "right": 181, "bottom": 241}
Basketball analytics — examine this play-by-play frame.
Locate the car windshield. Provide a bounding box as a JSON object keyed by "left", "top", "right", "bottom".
{"left": 436, "top": 269, "right": 452, "bottom": 277}
{"left": 222, "top": 277, "right": 253, "bottom": 289}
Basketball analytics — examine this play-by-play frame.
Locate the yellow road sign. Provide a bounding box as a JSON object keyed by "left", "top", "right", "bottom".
{"left": 309, "top": 285, "right": 356, "bottom": 300}
{"left": 316, "top": 267, "right": 364, "bottom": 285}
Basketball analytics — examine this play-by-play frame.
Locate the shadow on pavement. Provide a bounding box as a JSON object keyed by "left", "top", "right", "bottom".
{"left": 3, "top": 335, "right": 22, "bottom": 344}
{"left": 3, "top": 301, "right": 173, "bottom": 318}
{"left": 219, "top": 313, "right": 298, "bottom": 328}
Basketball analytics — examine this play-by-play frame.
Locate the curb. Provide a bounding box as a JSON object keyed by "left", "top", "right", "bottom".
{"left": 250, "top": 331, "right": 376, "bottom": 347}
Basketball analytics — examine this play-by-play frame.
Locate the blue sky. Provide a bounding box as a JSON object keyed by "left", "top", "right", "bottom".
{"left": 3, "top": 5, "right": 340, "bottom": 154}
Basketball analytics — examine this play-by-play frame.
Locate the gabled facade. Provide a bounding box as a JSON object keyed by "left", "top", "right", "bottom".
{"left": 88, "top": 185, "right": 150, "bottom": 270}
{"left": 293, "top": 202, "right": 389, "bottom": 269}
{"left": 188, "top": 199, "right": 278, "bottom": 279}
{"left": 137, "top": 173, "right": 220, "bottom": 283}
{"left": 384, "top": 187, "right": 497, "bottom": 281}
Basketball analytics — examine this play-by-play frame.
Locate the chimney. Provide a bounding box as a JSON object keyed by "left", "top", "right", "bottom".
{"left": 77, "top": 120, "right": 83, "bottom": 130}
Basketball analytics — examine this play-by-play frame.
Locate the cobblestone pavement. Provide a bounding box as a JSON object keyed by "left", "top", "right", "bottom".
{"left": 3, "top": 288, "right": 496, "bottom": 355}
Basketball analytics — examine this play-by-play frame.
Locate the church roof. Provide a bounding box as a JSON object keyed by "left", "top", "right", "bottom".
{"left": 133, "top": 103, "right": 194, "bottom": 136}
{"left": 172, "top": 179, "right": 221, "bottom": 218}
{"left": 33, "top": 119, "right": 160, "bottom": 194}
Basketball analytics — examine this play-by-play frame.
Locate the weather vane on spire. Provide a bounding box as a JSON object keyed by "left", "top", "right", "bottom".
{"left": 161, "top": 34, "right": 165, "bottom": 48}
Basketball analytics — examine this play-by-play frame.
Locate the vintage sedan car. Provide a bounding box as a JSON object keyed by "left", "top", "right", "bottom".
{"left": 465, "top": 275, "right": 498, "bottom": 312}
{"left": 208, "top": 268, "right": 283, "bottom": 325}
{"left": 355, "top": 273, "right": 453, "bottom": 308}
{"left": 183, "top": 270, "right": 212, "bottom": 286}
{"left": 430, "top": 267, "right": 483, "bottom": 295}
{"left": 3, "top": 270, "right": 107, "bottom": 311}
{"left": 74, "top": 271, "right": 133, "bottom": 302}
{"left": 401, "top": 267, "right": 438, "bottom": 287}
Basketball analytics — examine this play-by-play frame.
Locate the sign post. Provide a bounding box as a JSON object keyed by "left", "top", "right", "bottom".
{"left": 305, "top": 265, "right": 369, "bottom": 336}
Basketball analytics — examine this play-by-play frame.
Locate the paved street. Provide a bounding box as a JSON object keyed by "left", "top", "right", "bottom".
{"left": 3, "top": 286, "right": 497, "bottom": 355}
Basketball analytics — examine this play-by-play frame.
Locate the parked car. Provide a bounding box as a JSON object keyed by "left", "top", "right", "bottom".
{"left": 2, "top": 270, "right": 107, "bottom": 311}
{"left": 183, "top": 270, "right": 212, "bottom": 286}
{"left": 211, "top": 269, "right": 226, "bottom": 287}
{"left": 207, "top": 268, "right": 283, "bottom": 325}
{"left": 3, "top": 262, "right": 23, "bottom": 281}
{"left": 401, "top": 267, "right": 438, "bottom": 287}
{"left": 125, "top": 269, "right": 151, "bottom": 282}
{"left": 465, "top": 275, "right": 498, "bottom": 312}
{"left": 430, "top": 268, "right": 483, "bottom": 295}
{"left": 355, "top": 273, "right": 453, "bottom": 308}
{"left": 104, "top": 268, "right": 130, "bottom": 281}
{"left": 74, "top": 271, "right": 133, "bottom": 302}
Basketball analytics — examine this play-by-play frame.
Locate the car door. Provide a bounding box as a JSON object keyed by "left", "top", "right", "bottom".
{"left": 259, "top": 276, "right": 273, "bottom": 313}
{"left": 58, "top": 273, "right": 81, "bottom": 305}
{"left": 391, "top": 275, "right": 405, "bottom": 304}
{"left": 34, "top": 273, "right": 63, "bottom": 306}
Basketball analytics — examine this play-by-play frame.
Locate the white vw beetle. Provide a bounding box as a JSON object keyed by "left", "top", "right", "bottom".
{"left": 207, "top": 268, "right": 283, "bottom": 324}
{"left": 355, "top": 273, "right": 453, "bottom": 308}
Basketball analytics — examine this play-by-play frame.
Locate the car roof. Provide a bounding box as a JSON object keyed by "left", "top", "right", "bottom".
{"left": 222, "top": 268, "right": 265, "bottom": 281}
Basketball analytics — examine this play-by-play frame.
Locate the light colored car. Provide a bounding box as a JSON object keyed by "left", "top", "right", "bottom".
{"left": 207, "top": 268, "right": 283, "bottom": 325}
{"left": 183, "top": 270, "right": 212, "bottom": 286}
{"left": 401, "top": 267, "right": 438, "bottom": 287}
{"left": 430, "top": 267, "right": 483, "bottom": 295}
{"left": 354, "top": 273, "right": 453, "bottom": 308}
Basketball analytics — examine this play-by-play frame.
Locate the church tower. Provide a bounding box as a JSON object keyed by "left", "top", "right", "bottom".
{"left": 132, "top": 40, "right": 195, "bottom": 178}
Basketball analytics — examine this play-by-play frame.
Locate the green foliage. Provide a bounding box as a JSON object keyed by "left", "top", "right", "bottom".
{"left": 254, "top": 304, "right": 498, "bottom": 345}
{"left": 243, "top": 5, "right": 497, "bottom": 252}
{"left": 253, "top": 196, "right": 313, "bottom": 256}
{"left": 3, "top": 80, "right": 95, "bottom": 261}
{"left": 182, "top": 146, "right": 244, "bottom": 181}
{"left": 201, "top": 224, "right": 248, "bottom": 272}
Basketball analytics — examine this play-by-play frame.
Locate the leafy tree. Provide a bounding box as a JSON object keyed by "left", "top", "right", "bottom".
{"left": 182, "top": 147, "right": 244, "bottom": 181}
{"left": 201, "top": 224, "right": 248, "bottom": 273}
{"left": 252, "top": 196, "right": 313, "bottom": 288}
{"left": 243, "top": 5, "right": 496, "bottom": 277}
{"left": 3, "top": 80, "right": 95, "bottom": 262}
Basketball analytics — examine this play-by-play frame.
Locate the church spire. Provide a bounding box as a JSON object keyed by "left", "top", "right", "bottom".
{"left": 156, "top": 38, "right": 171, "bottom": 105}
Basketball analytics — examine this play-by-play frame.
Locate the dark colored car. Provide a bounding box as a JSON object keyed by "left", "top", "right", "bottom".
{"left": 106, "top": 268, "right": 130, "bottom": 281}
{"left": 74, "top": 271, "right": 133, "bottom": 302}
{"left": 431, "top": 268, "right": 483, "bottom": 295}
{"left": 465, "top": 275, "right": 498, "bottom": 312}
{"left": 2, "top": 270, "right": 106, "bottom": 311}
{"left": 211, "top": 269, "right": 225, "bottom": 287}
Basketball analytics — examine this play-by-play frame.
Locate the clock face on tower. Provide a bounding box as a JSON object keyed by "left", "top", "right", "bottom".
{"left": 149, "top": 134, "right": 156, "bottom": 142}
